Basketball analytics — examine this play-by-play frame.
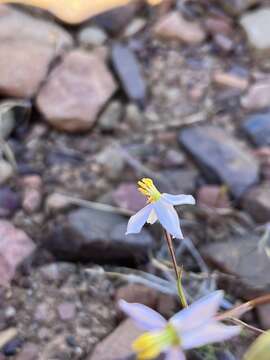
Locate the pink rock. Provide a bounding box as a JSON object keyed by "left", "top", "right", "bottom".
{"left": 112, "top": 183, "right": 146, "bottom": 212}
{"left": 37, "top": 50, "right": 117, "bottom": 132}
{"left": 241, "top": 80, "right": 270, "bottom": 110}
{"left": 0, "top": 221, "right": 36, "bottom": 286}
{"left": 57, "top": 302, "right": 76, "bottom": 321}
{"left": 197, "top": 185, "right": 231, "bottom": 209}
{"left": 21, "top": 176, "right": 43, "bottom": 214}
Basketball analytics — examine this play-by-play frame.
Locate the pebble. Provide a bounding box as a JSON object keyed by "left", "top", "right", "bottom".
{"left": 112, "top": 183, "right": 146, "bottom": 212}
{"left": 218, "top": 0, "right": 263, "bottom": 15}
{"left": 0, "top": 187, "right": 20, "bottom": 217}
{"left": 96, "top": 145, "right": 125, "bottom": 180}
{"left": 111, "top": 43, "right": 147, "bottom": 106}
{"left": 115, "top": 284, "right": 157, "bottom": 309}
{"left": 125, "top": 103, "right": 143, "bottom": 129}
{"left": 15, "top": 343, "right": 39, "bottom": 360}
{"left": 213, "top": 71, "right": 248, "bottom": 91}
{"left": 257, "top": 303, "right": 270, "bottom": 330}
{"left": 153, "top": 11, "right": 206, "bottom": 45}
{"left": 37, "top": 50, "right": 117, "bottom": 132}
{"left": 3, "top": 337, "right": 23, "bottom": 356}
{"left": 241, "top": 8, "right": 270, "bottom": 51}
{"left": 45, "top": 193, "right": 72, "bottom": 214}
{"left": 78, "top": 26, "right": 108, "bottom": 47}
{"left": 57, "top": 302, "right": 76, "bottom": 321}
{"left": 241, "top": 80, "right": 270, "bottom": 110}
{"left": 124, "top": 18, "right": 146, "bottom": 38}
{"left": 242, "top": 183, "right": 270, "bottom": 223}
{"left": 242, "top": 112, "right": 270, "bottom": 146}
{"left": 0, "top": 160, "right": 13, "bottom": 185}
{"left": 179, "top": 126, "right": 259, "bottom": 198}
{"left": 21, "top": 175, "right": 42, "bottom": 214}
{"left": 99, "top": 101, "right": 124, "bottom": 131}
{"left": 197, "top": 185, "right": 231, "bottom": 209}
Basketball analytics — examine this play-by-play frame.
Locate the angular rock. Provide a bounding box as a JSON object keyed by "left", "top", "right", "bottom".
{"left": 111, "top": 43, "right": 146, "bottom": 106}
{"left": 112, "top": 183, "right": 146, "bottom": 212}
{"left": 47, "top": 208, "right": 154, "bottom": 263}
{"left": 115, "top": 284, "right": 157, "bottom": 309}
{"left": 37, "top": 50, "right": 117, "bottom": 132}
{"left": 153, "top": 11, "right": 206, "bottom": 45}
{"left": 201, "top": 236, "right": 270, "bottom": 298}
{"left": 0, "top": 5, "right": 73, "bottom": 98}
{"left": 0, "top": 220, "right": 36, "bottom": 286}
{"left": 218, "top": 0, "right": 263, "bottom": 15}
{"left": 197, "top": 185, "right": 231, "bottom": 209}
{"left": 241, "top": 8, "right": 270, "bottom": 51}
{"left": 90, "top": 319, "right": 142, "bottom": 360}
{"left": 242, "top": 112, "right": 270, "bottom": 146}
{"left": 179, "top": 126, "right": 259, "bottom": 198}
{"left": 241, "top": 80, "right": 270, "bottom": 110}
{"left": 78, "top": 26, "right": 108, "bottom": 48}
{"left": 242, "top": 184, "right": 270, "bottom": 223}
{"left": 0, "top": 187, "right": 20, "bottom": 217}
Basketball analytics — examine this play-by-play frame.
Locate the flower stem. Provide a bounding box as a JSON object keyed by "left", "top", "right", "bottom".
{"left": 164, "top": 230, "right": 188, "bottom": 308}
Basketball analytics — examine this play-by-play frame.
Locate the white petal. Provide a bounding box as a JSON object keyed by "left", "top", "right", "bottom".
{"left": 170, "top": 291, "right": 224, "bottom": 333}
{"left": 147, "top": 209, "right": 158, "bottom": 224}
{"left": 181, "top": 321, "right": 241, "bottom": 350}
{"left": 153, "top": 199, "right": 183, "bottom": 239}
{"left": 165, "top": 347, "right": 186, "bottom": 360}
{"left": 126, "top": 204, "right": 153, "bottom": 235}
{"left": 118, "top": 300, "right": 167, "bottom": 331}
{"left": 162, "top": 194, "right": 196, "bottom": 206}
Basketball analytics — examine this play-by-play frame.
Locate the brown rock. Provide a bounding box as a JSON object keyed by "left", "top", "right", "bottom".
{"left": 241, "top": 80, "right": 270, "bottom": 110}
{"left": 213, "top": 71, "right": 248, "bottom": 91}
{"left": 90, "top": 319, "right": 142, "bottom": 360}
{"left": 242, "top": 184, "right": 270, "bottom": 223}
{"left": 257, "top": 303, "right": 270, "bottom": 330}
{"left": 37, "top": 50, "right": 117, "bottom": 132}
{"left": 116, "top": 284, "right": 158, "bottom": 309}
{"left": 156, "top": 293, "right": 176, "bottom": 319}
{"left": 153, "top": 11, "right": 205, "bottom": 45}
{"left": 0, "top": 5, "right": 73, "bottom": 98}
{"left": 0, "top": 220, "right": 36, "bottom": 286}
{"left": 112, "top": 183, "right": 146, "bottom": 212}
{"left": 205, "top": 16, "right": 233, "bottom": 35}
{"left": 197, "top": 185, "right": 231, "bottom": 209}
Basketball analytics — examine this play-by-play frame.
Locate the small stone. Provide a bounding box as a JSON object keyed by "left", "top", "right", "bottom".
{"left": 242, "top": 184, "right": 270, "bottom": 223}
{"left": 179, "top": 126, "right": 259, "bottom": 198}
{"left": 156, "top": 293, "right": 176, "bottom": 318}
{"left": 164, "top": 149, "right": 186, "bottom": 167}
{"left": 159, "top": 169, "right": 198, "bottom": 194}
{"left": 257, "top": 303, "right": 270, "bottom": 330}
{"left": 0, "top": 187, "right": 20, "bottom": 217}
{"left": 34, "top": 303, "right": 51, "bottom": 323}
{"left": 0, "top": 220, "right": 36, "bottom": 286}
{"left": 125, "top": 103, "right": 143, "bottom": 129}
{"left": 90, "top": 319, "right": 143, "bottom": 360}
{"left": 15, "top": 343, "right": 39, "bottom": 360}
{"left": 242, "top": 112, "right": 270, "bottom": 146}
{"left": 241, "top": 8, "right": 270, "bottom": 51}
{"left": 96, "top": 145, "right": 125, "bottom": 180}
{"left": 57, "top": 302, "right": 76, "bottom": 321}
{"left": 241, "top": 80, "right": 270, "bottom": 110}
{"left": 153, "top": 11, "right": 206, "bottom": 45}
{"left": 124, "top": 18, "right": 146, "bottom": 38}
{"left": 0, "top": 160, "right": 13, "bottom": 185}
{"left": 21, "top": 175, "right": 42, "bottom": 214}
{"left": 213, "top": 71, "right": 248, "bottom": 91}
{"left": 99, "top": 101, "right": 124, "bottom": 131}
{"left": 197, "top": 185, "right": 231, "bottom": 209}
{"left": 205, "top": 16, "right": 233, "bottom": 35}
{"left": 116, "top": 284, "right": 157, "bottom": 309}
{"left": 45, "top": 193, "right": 72, "bottom": 214}
{"left": 78, "top": 26, "right": 108, "bottom": 47}
{"left": 218, "top": 0, "right": 263, "bottom": 15}
{"left": 37, "top": 50, "right": 117, "bottom": 132}
{"left": 213, "top": 34, "right": 234, "bottom": 53}
{"left": 5, "top": 306, "right": 16, "bottom": 319}
{"left": 3, "top": 338, "right": 23, "bottom": 356}
{"left": 111, "top": 43, "right": 147, "bottom": 106}
{"left": 112, "top": 183, "right": 146, "bottom": 212}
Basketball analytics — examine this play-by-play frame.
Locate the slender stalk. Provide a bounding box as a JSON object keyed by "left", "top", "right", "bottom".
{"left": 164, "top": 230, "right": 188, "bottom": 308}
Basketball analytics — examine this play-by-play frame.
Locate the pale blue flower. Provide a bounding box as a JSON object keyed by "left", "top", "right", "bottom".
{"left": 119, "top": 290, "right": 241, "bottom": 360}
{"left": 126, "top": 178, "right": 195, "bottom": 239}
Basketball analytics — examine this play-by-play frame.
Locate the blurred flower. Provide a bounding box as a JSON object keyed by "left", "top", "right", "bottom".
{"left": 243, "top": 331, "right": 270, "bottom": 360}
{"left": 0, "top": 0, "right": 164, "bottom": 23}
{"left": 119, "top": 290, "right": 241, "bottom": 360}
{"left": 126, "top": 178, "right": 195, "bottom": 238}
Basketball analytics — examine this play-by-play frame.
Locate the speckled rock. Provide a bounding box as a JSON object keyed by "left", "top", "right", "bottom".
{"left": 37, "top": 50, "right": 117, "bottom": 132}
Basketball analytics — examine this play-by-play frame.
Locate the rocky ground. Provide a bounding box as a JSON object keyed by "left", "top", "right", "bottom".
{"left": 0, "top": 0, "right": 270, "bottom": 358}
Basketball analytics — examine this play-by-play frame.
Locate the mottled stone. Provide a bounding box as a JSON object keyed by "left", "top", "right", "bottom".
{"left": 15, "top": 343, "right": 39, "bottom": 360}
{"left": 179, "top": 126, "right": 259, "bottom": 198}
{"left": 153, "top": 11, "right": 205, "bottom": 45}
{"left": 37, "top": 50, "right": 117, "bottom": 132}
{"left": 242, "top": 184, "right": 270, "bottom": 223}
{"left": 242, "top": 112, "right": 270, "bottom": 146}
{"left": 111, "top": 43, "right": 146, "bottom": 106}
{"left": 57, "top": 302, "right": 76, "bottom": 321}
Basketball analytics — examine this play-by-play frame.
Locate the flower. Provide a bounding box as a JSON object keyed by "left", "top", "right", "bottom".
{"left": 119, "top": 290, "right": 241, "bottom": 360}
{"left": 126, "top": 178, "right": 195, "bottom": 239}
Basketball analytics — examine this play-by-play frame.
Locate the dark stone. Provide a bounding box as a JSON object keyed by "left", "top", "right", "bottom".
{"left": 0, "top": 187, "right": 20, "bottom": 217}
{"left": 178, "top": 126, "right": 259, "bottom": 198}
{"left": 216, "top": 350, "right": 238, "bottom": 360}
{"left": 111, "top": 43, "right": 146, "bottom": 106}
{"left": 2, "top": 337, "right": 23, "bottom": 356}
{"left": 241, "top": 183, "right": 270, "bottom": 223}
{"left": 242, "top": 112, "right": 270, "bottom": 146}
{"left": 46, "top": 208, "right": 154, "bottom": 263}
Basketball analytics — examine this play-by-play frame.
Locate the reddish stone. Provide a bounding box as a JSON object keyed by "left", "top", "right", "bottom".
{"left": 115, "top": 284, "right": 158, "bottom": 310}
{"left": 112, "top": 183, "right": 146, "bottom": 212}
{"left": 197, "top": 185, "right": 230, "bottom": 209}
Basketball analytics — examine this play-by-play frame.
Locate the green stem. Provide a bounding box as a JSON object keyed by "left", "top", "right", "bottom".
{"left": 164, "top": 230, "right": 188, "bottom": 308}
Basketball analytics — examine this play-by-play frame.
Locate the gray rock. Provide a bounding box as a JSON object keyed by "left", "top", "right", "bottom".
{"left": 37, "top": 50, "right": 117, "bottom": 132}
{"left": 218, "top": 0, "right": 263, "bottom": 15}
{"left": 242, "top": 112, "right": 270, "bottom": 146}
{"left": 201, "top": 235, "right": 270, "bottom": 298}
{"left": 0, "top": 160, "right": 13, "bottom": 185}
{"left": 78, "top": 26, "right": 108, "bottom": 48}
{"left": 242, "top": 183, "right": 270, "bottom": 223}
{"left": 99, "top": 101, "right": 124, "bottom": 131}
{"left": 111, "top": 43, "right": 146, "bottom": 106}
{"left": 241, "top": 80, "right": 270, "bottom": 110}
{"left": 47, "top": 208, "right": 154, "bottom": 263}
{"left": 178, "top": 126, "right": 259, "bottom": 198}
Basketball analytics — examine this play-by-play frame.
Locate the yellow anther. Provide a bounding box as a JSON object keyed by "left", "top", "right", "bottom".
{"left": 137, "top": 178, "right": 161, "bottom": 203}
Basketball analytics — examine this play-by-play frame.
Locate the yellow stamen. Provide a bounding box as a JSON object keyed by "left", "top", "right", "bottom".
{"left": 132, "top": 325, "right": 180, "bottom": 360}
{"left": 137, "top": 178, "right": 161, "bottom": 203}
